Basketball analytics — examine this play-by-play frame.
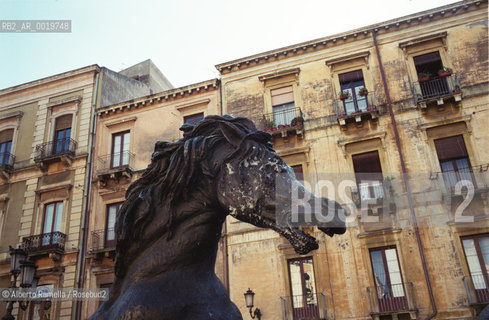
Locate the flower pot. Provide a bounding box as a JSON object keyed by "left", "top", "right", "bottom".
{"left": 278, "top": 125, "right": 284, "bottom": 130}
{"left": 295, "top": 121, "right": 302, "bottom": 127}
{"left": 359, "top": 90, "right": 368, "bottom": 97}
{"left": 438, "top": 72, "right": 451, "bottom": 77}
{"left": 272, "top": 127, "right": 277, "bottom": 131}
{"left": 340, "top": 94, "right": 349, "bottom": 100}
{"left": 266, "top": 128, "right": 272, "bottom": 132}
{"left": 419, "top": 76, "right": 430, "bottom": 82}
{"left": 285, "top": 125, "right": 290, "bottom": 128}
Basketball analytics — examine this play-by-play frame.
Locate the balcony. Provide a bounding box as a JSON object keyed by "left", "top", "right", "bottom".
{"left": 90, "top": 229, "right": 116, "bottom": 260}
{"left": 413, "top": 74, "right": 462, "bottom": 109}
{"left": 97, "top": 151, "right": 135, "bottom": 184}
{"left": 264, "top": 107, "right": 304, "bottom": 140}
{"left": 0, "top": 152, "right": 15, "bottom": 180}
{"left": 367, "top": 282, "right": 417, "bottom": 318}
{"left": 335, "top": 92, "right": 380, "bottom": 127}
{"left": 463, "top": 274, "right": 489, "bottom": 306}
{"left": 431, "top": 164, "right": 489, "bottom": 200}
{"left": 34, "top": 138, "right": 77, "bottom": 169}
{"left": 22, "top": 232, "right": 66, "bottom": 256}
{"left": 280, "top": 293, "right": 327, "bottom": 320}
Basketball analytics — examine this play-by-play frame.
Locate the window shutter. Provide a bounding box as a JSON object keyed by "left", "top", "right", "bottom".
{"left": 413, "top": 51, "right": 441, "bottom": 66}
{"left": 352, "top": 151, "right": 383, "bottom": 181}
{"left": 55, "top": 114, "right": 73, "bottom": 130}
{"left": 339, "top": 70, "right": 364, "bottom": 84}
{"left": 0, "top": 129, "right": 14, "bottom": 144}
{"left": 434, "top": 135, "right": 468, "bottom": 161}
{"left": 271, "top": 86, "right": 294, "bottom": 106}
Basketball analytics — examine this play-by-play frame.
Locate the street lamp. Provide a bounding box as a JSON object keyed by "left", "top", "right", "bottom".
{"left": 2, "top": 246, "right": 39, "bottom": 320}
{"left": 244, "top": 288, "right": 261, "bottom": 320}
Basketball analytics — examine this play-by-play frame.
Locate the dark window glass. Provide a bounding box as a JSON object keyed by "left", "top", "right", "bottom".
{"left": 339, "top": 69, "right": 367, "bottom": 115}
{"left": 434, "top": 135, "right": 473, "bottom": 190}
{"left": 352, "top": 151, "right": 384, "bottom": 200}
{"left": 184, "top": 113, "right": 204, "bottom": 125}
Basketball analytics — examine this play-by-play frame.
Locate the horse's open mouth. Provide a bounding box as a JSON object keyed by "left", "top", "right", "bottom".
{"left": 273, "top": 225, "right": 318, "bottom": 255}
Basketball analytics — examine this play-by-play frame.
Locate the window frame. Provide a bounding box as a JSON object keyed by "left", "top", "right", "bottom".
{"left": 352, "top": 150, "right": 384, "bottom": 200}
{"left": 105, "top": 202, "right": 123, "bottom": 248}
{"left": 461, "top": 233, "right": 489, "bottom": 291}
{"left": 286, "top": 257, "right": 319, "bottom": 318}
{"left": 183, "top": 112, "right": 204, "bottom": 125}
{"left": 111, "top": 130, "right": 130, "bottom": 169}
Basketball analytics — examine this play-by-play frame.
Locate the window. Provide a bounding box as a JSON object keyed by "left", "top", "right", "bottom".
{"left": 288, "top": 257, "right": 319, "bottom": 319}
{"left": 53, "top": 114, "right": 72, "bottom": 154}
{"left": 42, "top": 202, "right": 63, "bottom": 246}
{"left": 339, "top": 70, "right": 368, "bottom": 115}
{"left": 434, "top": 135, "right": 473, "bottom": 191}
{"left": 462, "top": 234, "right": 489, "bottom": 302}
{"left": 105, "top": 202, "right": 122, "bottom": 248}
{"left": 111, "top": 131, "right": 130, "bottom": 168}
{"left": 0, "top": 129, "right": 13, "bottom": 167}
{"left": 414, "top": 51, "right": 450, "bottom": 99}
{"left": 291, "top": 165, "right": 303, "bottom": 182}
{"left": 352, "top": 151, "right": 384, "bottom": 200}
{"left": 271, "top": 86, "right": 296, "bottom": 127}
{"left": 184, "top": 113, "right": 204, "bottom": 125}
{"left": 28, "top": 284, "right": 53, "bottom": 320}
{"left": 370, "top": 247, "right": 407, "bottom": 312}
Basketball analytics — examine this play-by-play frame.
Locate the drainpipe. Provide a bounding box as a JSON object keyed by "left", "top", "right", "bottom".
{"left": 372, "top": 30, "right": 437, "bottom": 320}
{"left": 73, "top": 70, "right": 100, "bottom": 320}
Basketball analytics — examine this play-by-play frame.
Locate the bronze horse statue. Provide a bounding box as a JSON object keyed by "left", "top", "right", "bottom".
{"left": 89, "top": 115, "right": 345, "bottom": 320}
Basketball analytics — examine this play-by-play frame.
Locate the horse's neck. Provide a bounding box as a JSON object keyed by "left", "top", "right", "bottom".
{"left": 119, "top": 206, "right": 224, "bottom": 284}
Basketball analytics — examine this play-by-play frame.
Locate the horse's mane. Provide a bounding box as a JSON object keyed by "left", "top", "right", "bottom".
{"left": 114, "top": 115, "right": 272, "bottom": 277}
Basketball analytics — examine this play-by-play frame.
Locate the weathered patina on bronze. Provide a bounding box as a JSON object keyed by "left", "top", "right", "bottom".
{"left": 89, "top": 115, "right": 345, "bottom": 320}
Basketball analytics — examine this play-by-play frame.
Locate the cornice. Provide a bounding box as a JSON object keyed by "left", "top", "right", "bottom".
{"left": 97, "top": 79, "right": 219, "bottom": 117}
{"left": 0, "top": 65, "right": 100, "bottom": 96}
{"left": 215, "top": 0, "right": 485, "bottom": 74}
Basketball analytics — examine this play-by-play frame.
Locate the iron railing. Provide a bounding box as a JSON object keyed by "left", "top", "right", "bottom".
{"left": 264, "top": 107, "right": 303, "bottom": 130}
{"left": 463, "top": 274, "right": 489, "bottom": 305}
{"left": 280, "top": 293, "right": 326, "bottom": 320}
{"left": 0, "top": 152, "right": 15, "bottom": 171}
{"left": 335, "top": 91, "right": 379, "bottom": 118}
{"left": 22, "top": 232, "right": 66, "bottom": 254}
{"left": 91, "top": 229, "right": 116, "bottom": 252}
{"left": 97, "top": 151, "right": 135, "bottom": 175}
{"left": 34, "top": 138, "right": 77, "bottom": 161}
{"left": 430, "top": 164, "right": 489, "bottom": 195}
{"left": 413, "top": 74, "right": 461, "bottom": 103}
{"left": 367, "top": 282, "right": 415, "bottom": 313}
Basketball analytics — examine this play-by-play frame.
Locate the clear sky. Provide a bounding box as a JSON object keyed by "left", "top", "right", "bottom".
{"left": 0, "top": 0, "right": 457, "bottom": 90}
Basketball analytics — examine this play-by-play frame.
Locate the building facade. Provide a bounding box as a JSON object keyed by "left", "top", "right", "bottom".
{"left": 0, "top": 61, "right": 172, "bottom": 320}
{"left": 81, "top": 79, "right": 220, "bottom": 319}
{"left": 216, "top": 1, "right": 488, "bottom": 319}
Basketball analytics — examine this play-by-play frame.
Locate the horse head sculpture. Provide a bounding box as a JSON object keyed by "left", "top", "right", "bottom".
{"left": 89, "top": 115, "right": 345, "bottom": 320}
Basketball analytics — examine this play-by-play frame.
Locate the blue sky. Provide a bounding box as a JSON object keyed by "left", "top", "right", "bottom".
{"left": 0, "top": 0, "right": 456, "bottom": 90}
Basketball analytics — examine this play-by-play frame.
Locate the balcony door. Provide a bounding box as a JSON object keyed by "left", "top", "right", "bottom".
{"left": 42, "top": 202, "right": 63, "bottom": 246}
{"left": 352, "top": 151, "right": 384, "bottom": 201}
{"left": 0, "top": 129, "right": 13, "bottom": 167}
{"left": 105, "top": 202, "right": 122, "bottom": 248}
{"left": 414, "top": 51, "right": 449, "bottom": 98}
{"left": 339, "top": 70, "right": 367, "bottom": 115}
{"left": 53, "top": 114, "right": 72, "bottom": 154}
{"left": 462, "top": 234, "right": 489, "bottom": 303}
{"left": 370, "top": 247, "right": 407, "bottom": 312}
{"left": 111, "top": 131, "right": 130, "bottom": 168}
{"left": 434, "top": 135, "right": 474, "bottom": 191}
{"left": 288, "top": 257, "right": 319, "bottom": 320}
{"left": 271, "top": 86, "right": 296, "bottom": 127}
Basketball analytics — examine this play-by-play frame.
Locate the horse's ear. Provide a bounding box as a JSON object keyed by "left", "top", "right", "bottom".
{"left": 218, "top": 122, "right": 245, "bottom": 149}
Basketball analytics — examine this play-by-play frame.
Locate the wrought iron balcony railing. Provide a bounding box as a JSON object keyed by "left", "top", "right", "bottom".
{"left": 91, "top": 229, "right": 116, "bottom": 252}
{"left": 280, "top": 293, "right": 326, "bottom": 320}
{"left": 34, "top": 138, "right": 77, "bottom": 161}
{"left": 97, "top": 151, "right": 135, "bottom": 176}
{"left": 463, "top": 274, "right": 489, "bottom": 305}
{"left": 0, "top": 152, "right": 15, "bottom": 171}
{"left": 367, "top": 282, "right": 415, "bottom": 314}
{"left": 334, "top": 92, "right": 380, "bottom": 125}
{"left": 430, "top": 164, "right": 489, "bottom": 196}
{"left": 413, "top": 74, "right": 462, "bottom": 106}
{"left": 264, "top": 107, "right": 304, "bottom": 133}
{"left": 22, "top": 232, "right": 66, "bottom": 255}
